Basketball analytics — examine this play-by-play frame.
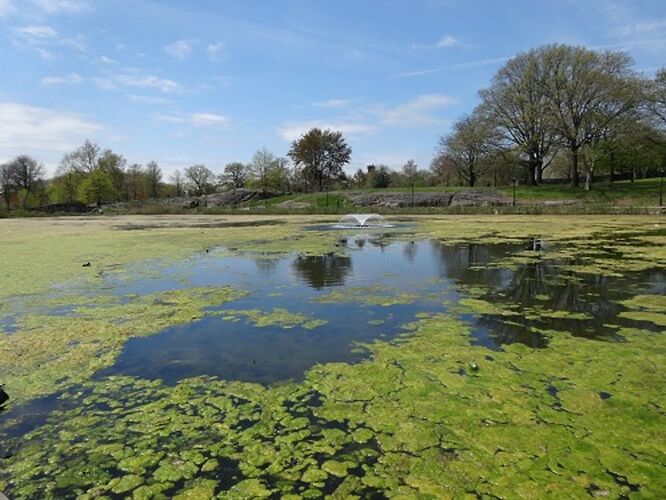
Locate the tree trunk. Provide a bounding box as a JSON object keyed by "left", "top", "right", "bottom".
{"left": 584, "top": 168, "right": 593, "bottom": 192}
{"left": 528, "top": 161, "right": 537, "bottom": 186}
{"left": 536, "top": 159, "right": 544, "bottom": 185}
{"left": 570, "top": 148, "right": 580, "bottom": 188}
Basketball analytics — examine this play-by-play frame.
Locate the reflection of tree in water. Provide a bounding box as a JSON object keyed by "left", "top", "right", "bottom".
{"left": 292, "top": 253, "right": 353, "bottom": 289}
{"left": 403, "top": 241, "right": 417, "bottom": 262}
{"left": 253, "top": 257, "right": 279, "bottom": 274}
{"left": 430, "top": 241, "right": 518, "bottom": 288}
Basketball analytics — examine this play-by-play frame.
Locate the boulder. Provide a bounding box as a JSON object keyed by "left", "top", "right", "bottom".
{"left": 449, "top": 190, "right": 510, "bottom": 207}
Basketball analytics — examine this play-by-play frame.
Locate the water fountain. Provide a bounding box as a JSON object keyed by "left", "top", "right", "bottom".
{"left": 337, "top": 213, "right": 390, "bottom": 228}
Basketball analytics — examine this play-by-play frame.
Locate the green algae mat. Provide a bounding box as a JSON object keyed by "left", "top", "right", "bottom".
{"left": 0, "top": 215, "right": 664, "bottom": 499}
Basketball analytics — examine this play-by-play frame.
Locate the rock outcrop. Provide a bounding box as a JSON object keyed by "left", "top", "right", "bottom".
{"left": 347, "top": 190, "right": 510, "bottom": 208}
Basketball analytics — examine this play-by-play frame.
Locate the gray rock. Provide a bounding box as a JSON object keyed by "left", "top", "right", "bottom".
{"left": 449, "top": 190, "right": 510, "bottom": 207}
{"left": 347, "top": 192, "right": 453, "bottom": 208}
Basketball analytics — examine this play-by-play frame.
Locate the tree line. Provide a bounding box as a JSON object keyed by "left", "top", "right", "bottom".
{"left": 2, "top": 43, "right": 665, "bottom": 211}
{"left": 435, "top": 44, "right": 666, "bottom": 190}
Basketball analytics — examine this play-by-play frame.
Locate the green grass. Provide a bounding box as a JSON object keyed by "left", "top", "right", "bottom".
{"left": 498, "top": 177, "right": 664, "bottom": 205}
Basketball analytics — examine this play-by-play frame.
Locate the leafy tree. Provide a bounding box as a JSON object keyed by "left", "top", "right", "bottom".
{"left": 288, "top": 128, "right": 351, "bottom": 191}
{"left": 541, "top": 44, "right": 639, "bottom": 187}
{"left": 222, "top": 162, "right": 248, "bottom": 189}
{"left": 480, "top": 48, "right": 557, "bottom": 185}
{"left": 125, "top": 164, "right": 145, "bottom": 200}
{"left": 98, "top": 150, "right": 126, "bottom": 200}
{"left": 371, "top": 165, "right": 392, "bottom": 188}
{"left": 352, "top": 168, "right": 367, "bottom": 188}
{"left": 184, "top": 164, "right": 214, "bottom": 196}
{"left": 79, "top": 169, "right": 116, "bottom": 207}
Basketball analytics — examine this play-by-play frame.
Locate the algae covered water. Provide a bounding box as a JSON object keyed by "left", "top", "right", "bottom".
{"left": 0, "top": 219, "right": 664, "bottom": 498}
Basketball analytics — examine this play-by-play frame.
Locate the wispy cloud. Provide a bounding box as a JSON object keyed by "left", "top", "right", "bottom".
{"left": 278, "top": 121, "right": 378, "bottom": 142}
{"left": 280, "top": 93, "right": 456, "bottom": 141}
{"left": 41, "top": 73, "right": 82, "bottom": 85}
{"left": 165, "top": 39, "right": 195, "bottom": 60}
{"left": 380, "top": 94, "right": 457, "bottom": 127}
{"left": 15, "top": 25, "right": 58, "bottom": 39}
{"left": 99, "top": 55, "right": 117, "bottom": 64}
{"left": 207, "top": 41, "right": 226, "bottom": 61}
{"left": 97, "top": 74, "right": 181, "bottom": 93}
{"left": 412, "top": 34, "right": 461, "bottom": 50}
{"left": 397, "top": 56, "right": 509, "bottom": 77}
{"left": 313, "top": 99, "right": 355, "bottom": 109}
{"left": 156, "top": 112, "right": 229, "bottom": 127}
{"left": 31, "top": 0, "right": 91, "bottom": 14}
{"left": 0, "top": 101, "right": 101, "bottom": 167}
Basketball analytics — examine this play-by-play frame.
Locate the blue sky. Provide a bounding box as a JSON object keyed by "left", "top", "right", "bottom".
{"left": 1, "top": 0, "right": 665, "bottom": 176}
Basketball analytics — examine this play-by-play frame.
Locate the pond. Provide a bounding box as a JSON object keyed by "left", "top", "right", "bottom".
{"left": 0, "top": 224, "right": 664, "bottom": 498}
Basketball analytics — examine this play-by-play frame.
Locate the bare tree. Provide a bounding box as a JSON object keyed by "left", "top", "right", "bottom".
{"left": 439, "top": 108, "right": 501, "bottom": 187}
{"left": 480, "top": 48, "right": 557, "bottom": 185}
{"left": 7, "top": 155, "right": 46, "bottom": 208}
{"left": 60, "top": 140, "right": 101, "bottom": 174}
{"left": 144, "top": 161, "right": 162, "bottom": 198}
{"left": 170, "top": 169, "right": 184, "bottom": 197}
{"left": 0, "top": 163, "right": 14, "bottom": 210}
{"left": 542, "top": 45, "right": 639, "bottom": 187}
{"left": 646, "top": 68, "right": 666, "bottom": 127}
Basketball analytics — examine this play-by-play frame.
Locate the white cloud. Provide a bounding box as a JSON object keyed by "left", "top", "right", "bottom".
{"left": 618, "top": 18, "right": 666, "bottom": 36}
{"left": 0, "top": 0, "right": 16, "bottom": 17}
{"left": 31, "top": 0, "right": 90, "bottom": 14}
{"left": 99, "top": 55, "right": 117, "bottom": 64}
{"left": 207, "top": 41, "right": 226, "bottom": 61}
{"left": 36, "top": 48, "right": 57, "bottom": 60}
{"left": 313, "top": 99, "right": 355, "bottom": 109}
{"left": 41, "top": 73, "right": 82, "bottom": 85}
{"left": 156, "top": 112, "right": 229, "bottom": 127}
{"left": 16, "top": 25, "right": 58, "bottom": 38}
{"left": 165, "top": 39, "right": 194, "bottom": 60}
{"left": 191, "top": 112, "right": 229, "bottom": 127}
{"left": 434, "top": 35, "right": 460, "bottom": 48}
{"left": 0, "top": 101, "right": 101, "bottom": 169}
{"left": 97, "top": 74, "right": 181, "bottom": 93}
{"left": 412, "top": 34, "right": 461, "bottom": 50}
{"left": 380, "top": 94, "right": 456, "bottom": 127}
{"left": 278, "top": 121, "right": 378, "bottom": 142}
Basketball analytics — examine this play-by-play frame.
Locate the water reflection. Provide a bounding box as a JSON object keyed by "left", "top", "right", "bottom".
{"left": 292, "top": 254, "right": 353, "bottom": 289}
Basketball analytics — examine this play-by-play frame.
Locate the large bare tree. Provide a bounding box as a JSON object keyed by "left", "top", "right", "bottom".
{"left": 541, "top": 45, "right": 639, "bottom": 187}
{"left": 480, "top": 47, "right": 557, "bottom": 185}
